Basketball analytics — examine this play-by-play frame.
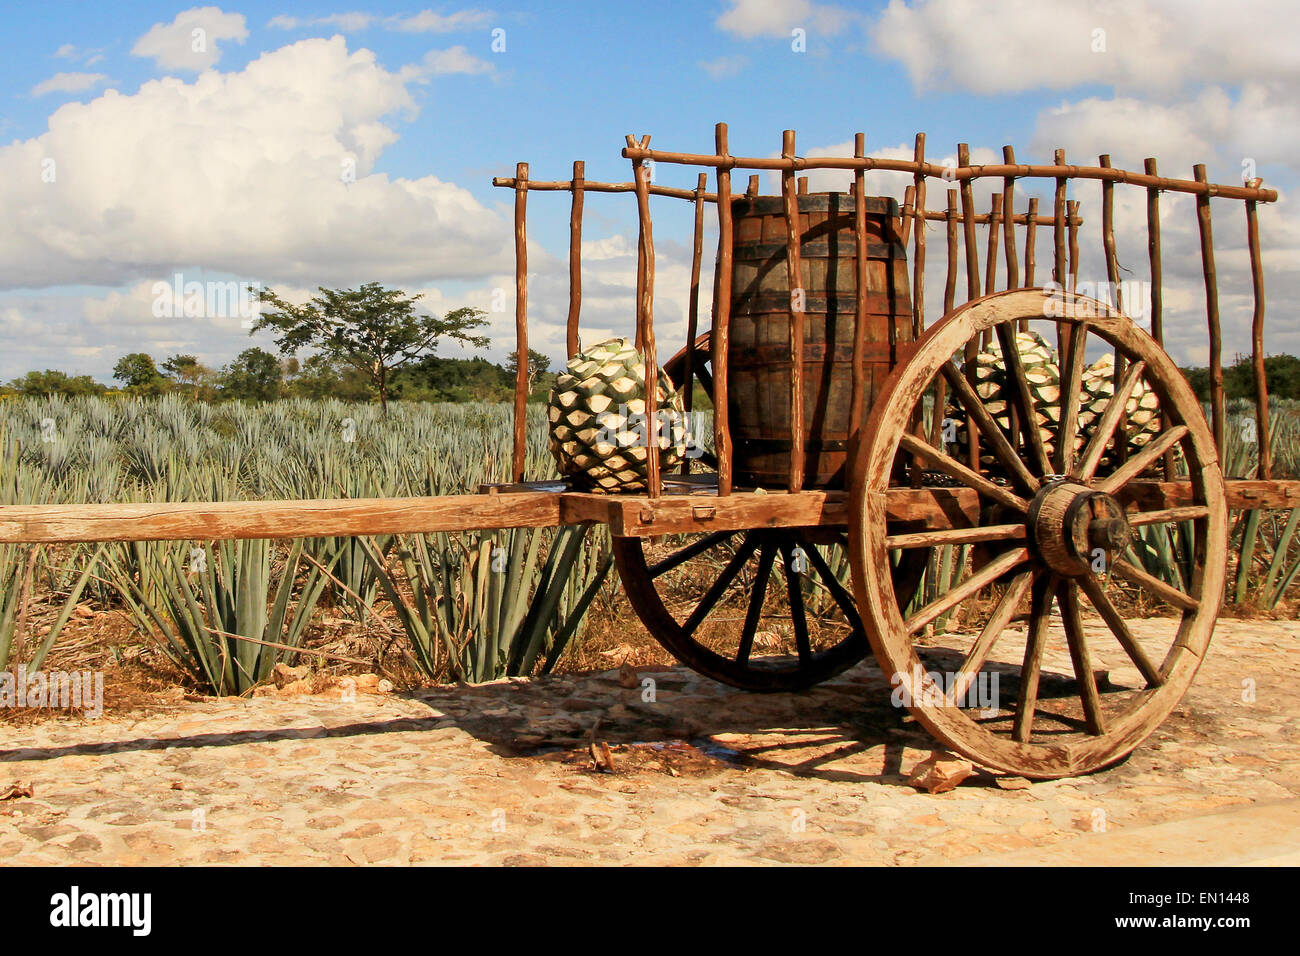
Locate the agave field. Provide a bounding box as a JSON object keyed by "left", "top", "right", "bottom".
{"left": 0, "top": 392, "right": 1296, "bottom": 699}
{"left": 0, "top": 395, "right": 681, "bottom": 692}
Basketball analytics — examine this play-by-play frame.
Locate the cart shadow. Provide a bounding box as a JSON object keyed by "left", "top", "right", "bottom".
{"left": 0, "top": 656, "right": 1102, "bottom": 788}
{"left": 397, "top": 654, "right": 1107, "bottom": 787}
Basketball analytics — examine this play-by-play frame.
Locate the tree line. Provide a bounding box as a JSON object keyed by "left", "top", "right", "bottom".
{"left": 1, "top": 283, "right": 554, "bottom": 409}
{"left": 1181, "top": 354, "right": 1300, "bottom": 404}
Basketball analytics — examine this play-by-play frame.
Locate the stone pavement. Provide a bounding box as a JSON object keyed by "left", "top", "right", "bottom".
{"left": 1, "top": 617, "right": 1297, "bottom": 866}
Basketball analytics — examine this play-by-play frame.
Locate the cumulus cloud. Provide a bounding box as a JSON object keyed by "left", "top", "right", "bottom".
{"left": 131, "top": 6, "right": 249, "bottom": 72}
{"left": 386, "top": 8, "right": 494, "bottom": 33}
{"left": 699, "top": 55, "right": 748, "bottom": 79}
{"left": 716, "top": 0, "right": 856, "bottom": 39}
{"left": 0, "top": 36, "right": 510, "bottom": 296}
{"left": 870, "top": 0, "right": 1300, "bottom": 95}
{"left": 402, "top": 45, "right": 494, "bottom": 79}
{"left": 30, "top": 72, "right": 108, "bottom": 97}
{"left": 268, "top": 12, "right": 375, "bottom": 32}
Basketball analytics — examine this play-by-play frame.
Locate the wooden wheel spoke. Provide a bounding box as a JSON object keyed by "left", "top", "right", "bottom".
{"left": 948, "top": 570, "right": 1033, "bottom": 706}
{"left": 899, "top": 433, "right": 1030, "bottom": 512}
{"left": 795, "top": 532, "right": 864, "bottom": 630}
{"left": 648, "top": 529, "right": 740, "bottom": 578}
{"left": 736, "top": 544, "right": 776, "bottom": 666}
{"left": 782, "top": 542, "right": 813, "bottom": 666}
{"left": 1012, "top": 572, "right": 1055, "bottom": 743}
{"left": 940, "top": 361, "right": 1040, "bottom": 494}
{"left": 904, "top": 547, "right": 1029, "bottom": 635}
{"left": 1128, "top": 505, "right": 1210, "bottom": 527}
{"left": 681, "top": 534, "right": 760, "bottom": 637}
{"left": 995, "top": 322, "right": 1052, "bottom": 476}
{"left": 886, "top": 522, "right": 1026, "bottom": 550}
{"left": 1078, "top": 573, "right": 1164, "bottom": 687}
{"left": 1075, "top": 359, "right": 1147, "bottom": 481}
{"left": 1057, "top": 581, "right": 1105, "bottom": 735}
{"left": 1096, "top": 425, "right": 1189, "bottom": 494}
{"left": 1055, "top": 321, "right": 1088, "bottom": 474}
{"left": 1112, "top": 557, "right": 1198, "bottom": 613}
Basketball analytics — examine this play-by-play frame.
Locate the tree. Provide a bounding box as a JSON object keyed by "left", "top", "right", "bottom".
{"left": 1182, "top": 353, "right": 1300, "bottom": 404}
{"left": 252, "top": 283, "right": 489, "bottom": 414}
{"left": 6, "top": 370, "right": 107, "bottom": 397}
{"left": 219, "top": 347, "right": 282, "bottom": 402}
{"left": 113, "top": 353, "right": 168, "bottom": 395}
{"left": 161, "top": 354, "right": 216, "bottom": 401}
{"left": 505, "top": 348, "right": 553, "bottom": 396}
{"left": 284, "top": 353, "right": 374, "bottom": 402}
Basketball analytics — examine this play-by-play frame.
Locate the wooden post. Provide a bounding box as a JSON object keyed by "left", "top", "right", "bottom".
{"left": 1194, "top": 164, "right": 1225, "bottom": 455}
{"left": 714, "top": 123, "right": 735, "bottom": 496}
{"left": 911, "top": 133, "right": 927, "bottom": 336}
{"left": 683, "top": 173, "right": 707, "bottom": 423}
{"left": 850, "top": 134, "right": 869, "bottom": 473}
{"left": 1100, "top": 155, "right": 1127, "bottom": 463}
{"left": 1067, "top": 200, "right": 1081, "bottom": 292}
{"left": 957, "top": 143, "right": 980, "bottom": 303}
{"left": 747, "top": 174, "right": 759, "bottom": 198}
{"left": 1246, "top": 197, "right": 1271, "bottom": 479}
{"left": 984, "top": 192, "right": 1002, "bottom": 295}
{"left": 798, "top": 176, "right": 808, "bottom": 194}
{"left": 1053, "top": 149, "right": 1067, "bottom": 290}
{"left": 958, "top": 144, "right": 981, "bottom": 467}
{"left": 944, "top": 191, "right": 959, "bottom": 315}
{"left": 1100, "top": 156, "right": 1124, "bottom": 313}
{"left": 1024, "top": 197, "right": 1038, "bottom": 293}
{"left": 1002, "top": 145, "right": 1019, "bottom": 290}
{"left": 630, "top": 137, "right": 660, "bottom": 498}
{"left": 900, "top": 184, "right": 916, "bottom": 248}
{"left": 512, "top": 162, "right": 529, "bottom": 483}
{"left": 1145, "top": 158, "right": 1173, "bottom": 480}
{"left": 566, "top": 160, "right": 584, "bottom": 359}
{"left": 782, "top": 129, "right": 806, "bottom": 492}
{"left": 1144, "top": 159, "right": 1164, "bottom": 346}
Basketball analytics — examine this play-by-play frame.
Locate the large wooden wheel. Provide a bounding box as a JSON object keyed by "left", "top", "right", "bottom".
{"left": 617, "top": 332, "right": 923, "bottom": 691}
{"left": 614, "top": 527, "right": 875, "bottom": 691}
{"left": 850, "top": 288, "right": 1227, "bottom": 778}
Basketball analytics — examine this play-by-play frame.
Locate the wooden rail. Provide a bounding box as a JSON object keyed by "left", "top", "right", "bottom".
{"left": 3, "top": 481, "right": 1297, "bottom": 544}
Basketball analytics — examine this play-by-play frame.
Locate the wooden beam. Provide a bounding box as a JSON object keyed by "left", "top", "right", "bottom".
{"left": 5, "top": 480, "right": 1295, "bottom": 545}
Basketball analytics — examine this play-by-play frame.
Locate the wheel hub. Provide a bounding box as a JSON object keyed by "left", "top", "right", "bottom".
{"left": 1027, "top": 481, "right": 1131, "bottom": 576}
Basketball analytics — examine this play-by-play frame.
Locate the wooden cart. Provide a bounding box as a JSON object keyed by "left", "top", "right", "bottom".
{"left": 2, "top": 125, "right": 1293, "bottom": 779}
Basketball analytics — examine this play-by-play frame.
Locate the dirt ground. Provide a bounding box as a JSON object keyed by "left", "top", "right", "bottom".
{"left": 1, "top": 616, "right": 1298, "bottom": 866}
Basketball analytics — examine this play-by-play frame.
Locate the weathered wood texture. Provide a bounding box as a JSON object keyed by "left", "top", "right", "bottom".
{"left": 726, "top": 191, "right": 912, "bottom": 489}
{"left": 1, "top": 480, "right": 1293, "bottom": 544}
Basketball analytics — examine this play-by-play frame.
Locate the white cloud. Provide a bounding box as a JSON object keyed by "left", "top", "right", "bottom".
{"left": 402, "top": 45, "right": 494, "bottom": 79}
{"left": 0, "top": 36, "right": 509, "bottom": 297}
{"left": 869, "top": 0, "right": 1300, "bottom": 95}
{"left": 699, "top": 55, "right": 748, "bottom": 79}
{"left": 716, "top": 0, "right": 855, "bottom": 39}
{"left": 31, "top": 72, "right": 108, "bottom": 97}
{"left": 131, "top": 6, "right": 249, "bottom": 72}
{"left": 53, "top": 44, "right": 106, "bottom": 66}
{"left": 386, "top": 8, "right": 494, "bottom": 33}
{"left": 268, "top": 12, "right": 375, "bottom": 32}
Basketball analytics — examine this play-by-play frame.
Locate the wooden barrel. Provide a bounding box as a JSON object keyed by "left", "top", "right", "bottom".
{"left": 727, "top": 192, "right": 913, "bottom": 489}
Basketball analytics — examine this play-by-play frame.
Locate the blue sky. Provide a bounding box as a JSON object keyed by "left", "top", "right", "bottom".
{"left": 1, "top": 1, "right": 1297, "bottom": 381}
